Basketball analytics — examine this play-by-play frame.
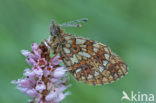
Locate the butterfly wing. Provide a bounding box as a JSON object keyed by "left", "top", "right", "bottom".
{"left": 60, "top": 34, "right": 128, "bottom": 85}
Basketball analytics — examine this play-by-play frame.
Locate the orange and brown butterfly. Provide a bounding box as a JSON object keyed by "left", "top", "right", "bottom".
{"left": 44, "top": 19, "right": 128, "bottom": 85}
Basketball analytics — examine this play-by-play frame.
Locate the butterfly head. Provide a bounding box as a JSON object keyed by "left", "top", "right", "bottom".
{"left": 50, "top": 21, "right": 62, "bottom": 36}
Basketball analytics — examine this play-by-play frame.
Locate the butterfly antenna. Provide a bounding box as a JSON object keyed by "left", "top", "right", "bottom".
{"left": 60, "top": 18, "right": 88, "bottom": 28}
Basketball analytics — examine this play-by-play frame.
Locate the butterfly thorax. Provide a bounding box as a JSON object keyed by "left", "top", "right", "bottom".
{"left": 48, "top": 21, "right": 65, "bottom": 54}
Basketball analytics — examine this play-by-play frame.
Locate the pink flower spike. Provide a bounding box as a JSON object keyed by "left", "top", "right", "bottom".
{"left": 12, "top": 43, "right": 70, "bottom": 103}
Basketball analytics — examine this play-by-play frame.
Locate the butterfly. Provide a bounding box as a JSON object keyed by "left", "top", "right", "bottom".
{"left": 44, "top": 19, "right": 128, "bottom": 85}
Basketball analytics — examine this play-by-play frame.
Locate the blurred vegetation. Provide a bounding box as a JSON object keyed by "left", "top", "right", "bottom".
{"left": 0, "top": 0, "right": 156, "bottom": 103}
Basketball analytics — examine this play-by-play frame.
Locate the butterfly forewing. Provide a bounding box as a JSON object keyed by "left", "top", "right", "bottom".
{"left": 47, "top": 22, "right": 128, "bottom": 85}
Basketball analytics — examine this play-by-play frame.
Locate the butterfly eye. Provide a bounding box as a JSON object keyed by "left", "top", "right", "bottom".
{"left": 55, "top": 27, "right": 60, "bottom": 34}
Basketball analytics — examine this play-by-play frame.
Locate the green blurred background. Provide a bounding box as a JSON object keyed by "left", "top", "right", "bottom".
{"left": 0, "top": 0, "right": 156, "bottom": 103}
